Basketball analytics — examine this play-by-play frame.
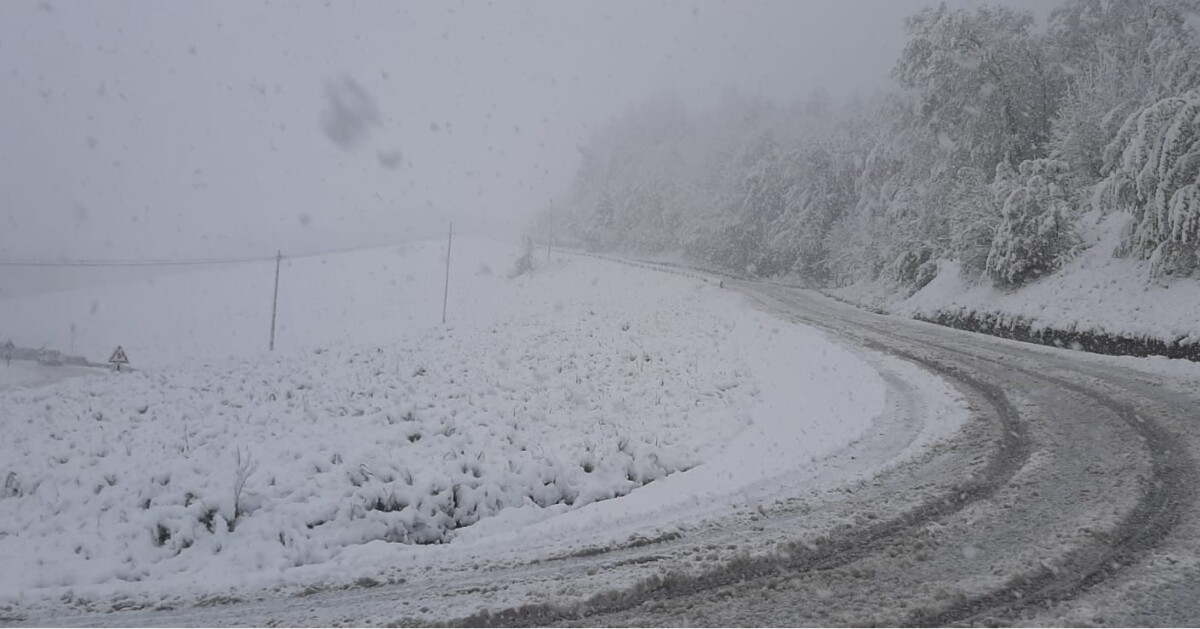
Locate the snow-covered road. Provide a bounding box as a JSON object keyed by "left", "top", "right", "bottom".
{"left": 8, "top": 253, "right": 1200, "bottom": 626}
{"left": 561, "top": 282, "right": 1200, "bottom": 627}
{"left": 0, "top": 361, "right": 103, "bottom": 393}
{"left": 575, "top": 281, "right": 1200, "bottom": 627}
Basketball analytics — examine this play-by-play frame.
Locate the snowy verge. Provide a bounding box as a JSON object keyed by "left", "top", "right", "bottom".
{"left": 831, "top": 212, "right": 1200, "bottom": 358}
{"left": 0, "top": 238, "right": 900, "bottom": 607}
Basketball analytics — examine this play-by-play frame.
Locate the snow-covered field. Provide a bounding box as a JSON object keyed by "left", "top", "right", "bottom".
{"left": 833, "top": 211, "right": 1200, "bottom": 346}
{"left": 0, "top": 238, "right": 916, "bottom": 607}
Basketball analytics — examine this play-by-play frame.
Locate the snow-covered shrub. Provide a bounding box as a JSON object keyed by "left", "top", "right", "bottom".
{"left": 1149, "top": 240, "right": 1200, "bottom": 278}
{"left": 890, "top": 245, "right": 939, "bottom": 293}
{"left": 1098, "top": 88, "right": 1200, "bottom": 269}
{"left": 508, "top": 236, "right": 536, "bottom": 278}
{"left": 986, "top": 159, "right": 1079, "bottom": 288}
{"left": 231, "top": 447, "right": 258, "bottom": 528}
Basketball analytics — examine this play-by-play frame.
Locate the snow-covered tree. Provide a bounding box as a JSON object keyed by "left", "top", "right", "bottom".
{"left": 945, "top": 167, "right": 1000, "bottom": 277}
{"left": 986, "top": 160, "right": 1078, "bottom": 287}
{"left": 547, "top": 0, "right": 1198, "bottom": 290}
{"left": 1099, "top": 89, "right": 1200, "bottom": 265}
{"left": 1050, "top": 0, "right": 1200, "bottom": 192}
{"left": 894, "top": 4, "right": 1061, "bottom": 173}
{"left": 1051, "top": 56, "right": 1139, "bottom": 186}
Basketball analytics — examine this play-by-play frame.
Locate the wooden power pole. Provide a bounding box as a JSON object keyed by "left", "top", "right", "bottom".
{"left": 546, "top": 199, "right": 553, "bottom": 263}
{"left": 442, "top": 222, "right": 453, "bottom": 324}
{"left": 269, "top": 250, "right": 282, "bottom": 351}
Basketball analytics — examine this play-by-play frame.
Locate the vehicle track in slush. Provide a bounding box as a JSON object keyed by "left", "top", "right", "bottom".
{"left": 454, "top": 356, "right": 1026, "bottom": 627}
{"left": 467, "top": 282, "right": 1196, "bottom": 626}
{"left": 726, "top": 283, "right": 1194, "bottom": 626}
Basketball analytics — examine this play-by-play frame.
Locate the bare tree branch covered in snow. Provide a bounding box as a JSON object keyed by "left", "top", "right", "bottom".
{"left": 232, "top": 446, "right": 258, "bottom": 527}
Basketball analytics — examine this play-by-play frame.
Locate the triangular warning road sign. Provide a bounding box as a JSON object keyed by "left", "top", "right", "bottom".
{"left": 108, "top": 346, "right": 129, "bottom": 365}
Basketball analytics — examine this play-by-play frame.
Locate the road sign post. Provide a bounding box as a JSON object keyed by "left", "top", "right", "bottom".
{"left": 108, "top": 346, "right": 129, "bottom": 372}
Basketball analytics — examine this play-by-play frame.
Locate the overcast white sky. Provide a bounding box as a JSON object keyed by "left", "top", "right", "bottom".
{"left": 0, "top": 0, "right": 1054, "bottom": 263}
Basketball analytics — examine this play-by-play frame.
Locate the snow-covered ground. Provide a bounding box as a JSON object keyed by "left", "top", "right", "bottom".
{"left": 0, "top": 238, "right": 947, "bottom": 609}
{"left": 833, "top": 211, "right": 1200, "bottom": 346}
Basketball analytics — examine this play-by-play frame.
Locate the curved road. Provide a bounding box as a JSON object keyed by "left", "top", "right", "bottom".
{"left": 463, "top": 282, "right": 1200, "bottom": 627}
{"left": 577, "top": 281, "right": 1200, "bottom": 627}
{"left": 12, "top": 282, "right": 1200, "bottom": 627}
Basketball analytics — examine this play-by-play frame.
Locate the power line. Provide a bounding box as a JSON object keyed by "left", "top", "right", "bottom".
{"left": 0, "top": 255, "right": 276, "bottom": 268}
{"left": 0, "top": 239, "right": 419, "bottom": 268}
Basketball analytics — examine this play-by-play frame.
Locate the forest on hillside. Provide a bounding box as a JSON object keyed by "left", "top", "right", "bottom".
{"left": 541, "top": 0, "right": 1200, "bottom": 293}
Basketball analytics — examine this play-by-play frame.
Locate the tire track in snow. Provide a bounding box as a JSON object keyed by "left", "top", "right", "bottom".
{"left": 451, "top": 330, "right": 1030, "bottom": 626}
{"left": 748, "top": 284, "right": 1194, "bottom": 626}
{"left": 460, "top": 251, "right": 1193, "bottom": 626}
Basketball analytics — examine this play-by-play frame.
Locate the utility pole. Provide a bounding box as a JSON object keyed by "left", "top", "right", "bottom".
{"left": 442, "top": 222, "right": 453, "bottom": 324}
{"left": 269, "top": 250, "right": 282, "bottom": 351}
{"left": 546, "top": 198, "right": 553, "bottom": 263}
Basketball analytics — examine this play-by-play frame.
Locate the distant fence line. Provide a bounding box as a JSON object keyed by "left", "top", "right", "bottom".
{"left": 0, "top": 236, "right": 446, "bottom": 360}
{"left": 0, "top": 238, "right": 435, "bottom": 269}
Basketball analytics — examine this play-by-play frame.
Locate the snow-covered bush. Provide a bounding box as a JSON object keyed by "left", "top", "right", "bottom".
{"left": 986, "top": 159, "right": 1079, "bottom": 288}
{"left": 1150, "top": 240, "right": 1200, "bottom": 279}
{"left": 891, "top": 245, "right": 939, "bottom": 293}
{"left": 508, "top": 236, "right": 536, "bottom": 278}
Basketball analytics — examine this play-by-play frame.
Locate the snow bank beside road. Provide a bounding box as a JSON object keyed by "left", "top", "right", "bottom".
{"left": 833, "top": 212, "right": 1200, "bottom": 353}
{"left": 0, "top": 239, "right": 889, "bottom": 605}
